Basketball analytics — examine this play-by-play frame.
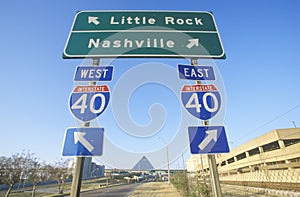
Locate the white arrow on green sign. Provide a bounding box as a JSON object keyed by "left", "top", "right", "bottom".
{"left": 63, "top": 11, "right": 225, "bottom": 59}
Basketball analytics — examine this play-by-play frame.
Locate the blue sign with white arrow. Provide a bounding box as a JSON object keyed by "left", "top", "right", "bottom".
{"left": 74, "top": 66, "right": 113, "bottom": 81}
{"left": 62, "top": 127, "right": 104, "bottom": 156}
{"left": 188, "top": 126, "right": 229, "bottom": 154}
{"left": 178, "top": 64, "right": 215, "bottom": 80}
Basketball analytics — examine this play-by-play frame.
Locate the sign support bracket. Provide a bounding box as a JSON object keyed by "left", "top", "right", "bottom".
{"left": 191, "top": 58, "right": 223, "bottom": 197}
{"left": 70, "top": 58, "right": 100, "bottom": 197}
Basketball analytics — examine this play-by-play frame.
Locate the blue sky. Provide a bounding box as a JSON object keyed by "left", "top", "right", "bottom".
{"left": 1, "top": 1, "right": 300, "bottom": 169}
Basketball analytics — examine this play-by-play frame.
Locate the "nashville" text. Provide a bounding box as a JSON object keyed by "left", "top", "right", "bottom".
{"left": 88, "top": 38, "right": 175, "bottom": 49}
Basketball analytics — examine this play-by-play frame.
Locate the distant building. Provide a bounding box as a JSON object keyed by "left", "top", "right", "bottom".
{"left": 68, "top": 158, "right": 105, "bottom": 179}
{"left": 82, "top": 157, "right": 92, "bottom": 179}
{"left": 132, "top": 156, "right": 155, "bottom": 171}
{"left": 186, "top": 154, "right": 208, "bottom": 173}
{"left": 186, "top": 128, "right": 300, "bottom": 183}
{"left": 68, "top": 159, "right": 75, "bottom": 175}
{"left": 90, "top": 162, "right": 105, "bottom": 178}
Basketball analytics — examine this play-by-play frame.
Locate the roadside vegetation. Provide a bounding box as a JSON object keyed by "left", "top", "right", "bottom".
{"left": 1, "top": 154, "right": 145, "bottom": 197}
{"left": 171, "top": 171, "right": 209, "bottom": 197}
{"left": 0, "top": 150, "right": 71, "bottom": 197}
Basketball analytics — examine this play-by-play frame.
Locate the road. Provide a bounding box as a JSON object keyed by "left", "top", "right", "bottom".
{"left": 80, "top": 182, "right": 279, "bottom": 197}
{"left": 80, "top": 183, "right": 143, "bottom": 197}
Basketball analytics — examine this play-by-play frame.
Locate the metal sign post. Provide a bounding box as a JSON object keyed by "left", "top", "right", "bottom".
{"left": 63, "top": 10, "right": 227, "bottom": 197}
{"left": 70, "top": 153, "right": 85, "bottom": 197}
{"left": 70, "top": 59, "right": 99, "bottom": 197}
{"left": 191, "top": 58, "right": 223, "bottom": 197}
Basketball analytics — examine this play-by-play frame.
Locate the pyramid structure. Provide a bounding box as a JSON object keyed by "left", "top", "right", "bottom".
{"left": 132, "top": 156, "right": 154, "bottom": 171}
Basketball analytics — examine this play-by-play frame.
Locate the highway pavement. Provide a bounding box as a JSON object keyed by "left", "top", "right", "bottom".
{"left": 80, "top": 183, "right": 143, "bottom": 197}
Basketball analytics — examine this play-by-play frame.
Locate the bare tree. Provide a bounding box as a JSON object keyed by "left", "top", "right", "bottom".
{"left": 0, "top": 152, "right": 71, "bottom": 196}
{"left": 47, "top": 158, "right": 72, "bottom": 194}
{"left": 0, "top": 154, "right": 24, "bottom": 196}
{"left": 0, "top": 151, "right": 41, "bottom": 197}
{"left": 28, "top": 161, "right": 44, "bottom": 197}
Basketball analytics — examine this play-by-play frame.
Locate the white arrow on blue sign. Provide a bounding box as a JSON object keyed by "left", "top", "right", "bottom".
{"left": 74, "top": 66, "right": 113, "bottom": 81}
{"left": 62, "top": 127, "right": 104, "bottom": 156}
{"left": 178, "top": 64, "right": 215, "bottom": 80}
{"left": 188, "top": 126, "right": 229, "bottom": 154}
{"left": 181, "top": 84, "right": 221, "bottom": 120}
{"left": 69, "top": 85, "right": 110, "bottom": 122}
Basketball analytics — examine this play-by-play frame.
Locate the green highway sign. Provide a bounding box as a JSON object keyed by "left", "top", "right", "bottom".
{"left": 63, "top": 11, "right": 225, "bottom": 59}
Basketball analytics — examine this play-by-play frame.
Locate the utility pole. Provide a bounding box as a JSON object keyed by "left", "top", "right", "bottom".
{"left": 166, "top": 144, "right": 170, "bottom": 186}
{"left": 158, "top": 137, "right": 170, "bottom": 185}
{"left": 292, "top": 121, "right": 297, "bottom": 128}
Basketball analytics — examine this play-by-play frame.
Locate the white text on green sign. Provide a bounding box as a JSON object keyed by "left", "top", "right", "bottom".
{"left": 63, "top": 11, "right": 225, "bottom": 59}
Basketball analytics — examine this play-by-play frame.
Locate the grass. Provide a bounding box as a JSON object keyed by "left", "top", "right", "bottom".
{"left": 0, "top": 191, "right": 51, "bottom": 197}
{"left": 0, "top": 177, "right": 112, "bottom": 197}
{"left": 129, "top": 182, "right": 182, "bottom": 197}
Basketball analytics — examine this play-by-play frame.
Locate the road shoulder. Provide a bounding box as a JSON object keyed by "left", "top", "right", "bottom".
{"left": 129, "top": 182, "right": 182, "bottom": 197}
